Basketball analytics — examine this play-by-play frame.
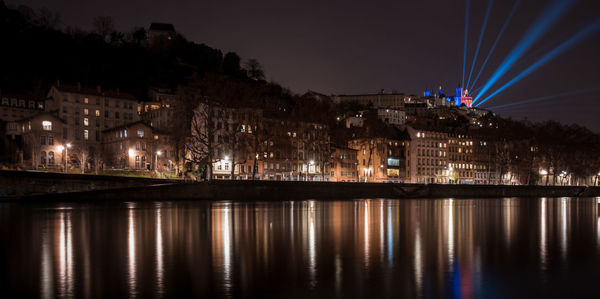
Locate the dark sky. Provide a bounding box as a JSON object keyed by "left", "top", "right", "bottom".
{"left": 8, "top": 0, "right": 600, "bottom": 131}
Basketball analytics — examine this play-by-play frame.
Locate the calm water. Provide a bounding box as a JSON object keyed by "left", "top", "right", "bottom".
{"left": 2, "top": 198, "right": 600, "bottom": 298}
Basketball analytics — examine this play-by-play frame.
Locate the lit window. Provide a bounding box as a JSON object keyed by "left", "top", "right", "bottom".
{"left": 137, "top": 130, "right": 144, "bottom": 138}
{"left": 96, "top": 110, "right": 100, "bottom": 117}
{"left": 42, "top": 121, "right": 52, "bottom": 131}
{"left": 84, "top": 118, "right": 89, "bottom": 126}
{"left": 124, "top": 130, "right": 127, "bottom": 137}
{"left": 84, "top": 108, "right": 89, "bottom": 115}
{"left": 84, "top": 97, "right": 89, "bottom": 104}
{"left": 84, "top": 129, "right": 89, "bottom": 140}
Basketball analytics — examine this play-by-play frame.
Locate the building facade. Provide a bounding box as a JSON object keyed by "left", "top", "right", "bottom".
{"left": 46, "top": 83, "right": 139, "bottom": 165}
{"left": 329, "top": 146, "right": 358, "bottom": 182}
{"left": 377, "top": 108, "right": 406, "bottom": 126}
{"left": 448, "top": 133, "right": 474, "bottom": 184}
{"left": 332, "top": 92, "right": 409, "bottom": 109}
{"left": 17, "top": 113, "right": 66, "bottom": 169}
{"left": 102, "top": 121, "right": 174, "bottom": 171}
{"left": 349, "top": 137, "right": 409, "bottom": 182}
{"left": 407, "top": 127, "right": 449, "bottom": 184}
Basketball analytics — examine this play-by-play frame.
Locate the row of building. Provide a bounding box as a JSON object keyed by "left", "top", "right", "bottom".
{"left": 1, "top": 83, "right": 500, "bottom": 183}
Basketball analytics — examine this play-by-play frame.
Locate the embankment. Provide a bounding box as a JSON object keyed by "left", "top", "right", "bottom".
{"left": 0, "top": 170, "right": 178, "bottom": 198}
{"left": 4, "top": 174, "right": 600, "bottom": 202}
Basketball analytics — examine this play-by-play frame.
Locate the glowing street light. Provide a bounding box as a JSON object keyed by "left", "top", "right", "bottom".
{"left": 540, "top": 170, "right": 548, "bottom": 175}
{"left": 155, "top": 151, "right": 162, "bottom": 171}
{"left": 59, "top": 143, "right": 71, "bottom": 172}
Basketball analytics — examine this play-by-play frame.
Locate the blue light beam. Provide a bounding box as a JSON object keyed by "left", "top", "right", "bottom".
{"left": 475, "top": 19, "right": 600, "bottom": 107}
{"left": 472, "top": 0, "right": 576, "bottom": 105}
{"left": 462, "top": 0, "right": 471, "bottom": 88}
{"left": 485, "top": 88, "right": 600, "bottom": 110}
{"left": 468, "top": 0, "right": 520, "bottom": 91}
{"left": 466, "top": 0, "right": 494, "bottom": 90}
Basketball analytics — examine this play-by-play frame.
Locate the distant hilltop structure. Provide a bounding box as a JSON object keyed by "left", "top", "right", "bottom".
{"left": 148, "top": 23, "right": 176, "bottom": 45}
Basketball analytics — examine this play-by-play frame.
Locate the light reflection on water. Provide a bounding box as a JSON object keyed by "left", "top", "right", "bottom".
{"left": 127, "top": 204, "right": 136, "bottom": 298}
{"left": 2, "top": 197, "right": 600, "bottom": 298}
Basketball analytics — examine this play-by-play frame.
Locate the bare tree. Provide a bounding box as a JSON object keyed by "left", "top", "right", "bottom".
{"left": 188, "top": 101, "right": 219, "bottom": 180}
{"left": 37, "top": 7, "right": 61, "bottom": 29}
{"left": 245, "top": 59, "right": 265, "bottom": 81}
{"left": 73, "top": 146, "right": 89, "bottom": 173}
{"left": 92, "top": 16, "right": 115, "bottom": 41}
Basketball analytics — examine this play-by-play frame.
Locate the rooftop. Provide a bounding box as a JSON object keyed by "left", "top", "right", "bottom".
{"left": 149, "top": 23, "right": 175, "bottom": 32}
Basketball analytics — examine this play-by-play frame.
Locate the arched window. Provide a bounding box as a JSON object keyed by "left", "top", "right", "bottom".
{"left": 48, "top": 151, "right": 55, "bottom": 165}
{"left": 40, "top": 151, "right": 47, "bottom": 165}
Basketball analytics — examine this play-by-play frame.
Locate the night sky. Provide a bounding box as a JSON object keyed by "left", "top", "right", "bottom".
{"left": 8, "top": 0, "right": 600, "bottom": 131}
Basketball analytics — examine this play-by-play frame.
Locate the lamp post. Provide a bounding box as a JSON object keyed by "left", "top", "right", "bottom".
{"left": 155, "top": 151, "right": 162, "bottom": 171}
{"left": 128, "top": 149, "right": 135, "bottom": 169}
{"left": 59, "top": 143, "right": 71, "bottom": 173}
{"left": 57, "top": 145, "right": 64, "bottom": 172}
{"left": 540, "top": 169, "right": 548, "bottom": 186}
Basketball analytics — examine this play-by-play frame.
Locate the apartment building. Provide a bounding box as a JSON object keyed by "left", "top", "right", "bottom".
{"left": 102, "top": 121, "right": 174, "bottom": 171}
{"left": 407, "top": 127, "right": 449, "bottom": 184}
{"left": 329, "top": 146, "right": 358, "bottom": 182}
{"left": 46, "top": 83, "right": 139, "bottom": 152}
{"left": 349, "top": 136, "right": 409, "bottom": 182}
{"left": 16, "top": 113, "right": 66, "bottom": 169}
{"left": 448, "top": 133, "right": 474, "bottom": 184}
{"left": 138, "top": 88, "right": 177, "bottom": 131}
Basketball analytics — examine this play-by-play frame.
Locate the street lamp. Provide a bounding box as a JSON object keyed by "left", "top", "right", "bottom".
{"left": 59, "top": 143, "right": 71, "bottom": 172}
{"left": 155, "top": 150, "right": 162, "bottom": 171}
{"left": 57, "top": 145, "right": 64, "bottom": 172}
{"left": 128, "top": 149, "right": 135, "bottom": 169}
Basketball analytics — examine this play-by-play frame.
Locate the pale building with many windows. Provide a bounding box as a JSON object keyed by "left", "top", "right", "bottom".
{"left": 406, "top": 127, "right": 449, "bottom": 184}
{"left": 448, "top": 133, "right": 474, "bottom": 184}
{"left": 46, "top": 82, "right": 139, "bottom": 159}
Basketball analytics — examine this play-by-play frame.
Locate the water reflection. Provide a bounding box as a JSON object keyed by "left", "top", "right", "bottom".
{"left": 155, "top": 206, "right": 164, "bottom": 296}
{"left": 4, "top": 197, "right": 600, "bottom": 297}
{"left": 58, "top": 210, "right": 74, "bottom": 298}
{"left": 127, "top": 204, "right": 137, "bottom": 297}
{"left": 40, "top": 220, "right": 53, "bottom": 299}
{"left": 540, "top": 198, "right": 548, "bottom": 271}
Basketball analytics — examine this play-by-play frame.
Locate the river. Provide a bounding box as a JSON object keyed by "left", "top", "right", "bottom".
{"left": 1, "top": 197, "right": 600, "bottom": 298}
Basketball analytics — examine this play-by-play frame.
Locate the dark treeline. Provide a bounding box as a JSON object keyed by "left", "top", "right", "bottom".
{"left": 0, "top": 2, "right": 282, "bottom": 102}
{"left": 473, "top": 116, "right": 600, "bottom": 185}
{"left": 0, "top": 1, "right": 335, "bottom": 123}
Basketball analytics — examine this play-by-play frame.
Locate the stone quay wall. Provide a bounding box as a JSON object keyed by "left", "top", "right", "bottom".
{"left": 4, "top": 173, "right": 600, "bottom": 201}
{"left": 0, "top": 170, "right": 178, "bottom": 198}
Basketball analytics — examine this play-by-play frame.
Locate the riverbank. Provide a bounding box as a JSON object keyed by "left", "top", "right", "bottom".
{"left": 3, "top": 170, "right": 600, "bottom": 201}
{"left": 0, "top": 170, "right": 180, "bottom": 198}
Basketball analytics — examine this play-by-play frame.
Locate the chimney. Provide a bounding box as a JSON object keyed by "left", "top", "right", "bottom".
{"left": 56, "top": 80, "right": 60, "bottom": 88}
{"left": 116, "top": 88, "right": 120, "bottom": 96}
{"left": 97, "top": 85, "right": 102, "bottom": 94}
{"left": 77, "top": 82, "right": 81, "bottom": 91}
